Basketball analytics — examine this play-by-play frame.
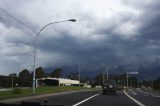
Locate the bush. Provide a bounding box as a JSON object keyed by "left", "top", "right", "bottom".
{"left": 12, "top": 88, "right": 22, "bottom": 94}
{"left": 153, "top": 77, "right": 160, "bottom": 90}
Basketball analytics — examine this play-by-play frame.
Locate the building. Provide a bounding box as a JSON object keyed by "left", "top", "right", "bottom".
{"left": 36, "top": 77, "right": 79, "bottom": 87}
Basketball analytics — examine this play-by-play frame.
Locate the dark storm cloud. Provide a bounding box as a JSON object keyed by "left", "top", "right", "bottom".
{"left": 0, "top": 0, "right": 160, "bottom": 77}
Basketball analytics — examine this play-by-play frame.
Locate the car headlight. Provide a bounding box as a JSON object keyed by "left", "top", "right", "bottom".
{"left": 109, "top": 84, "right": 113, "bottom": 88}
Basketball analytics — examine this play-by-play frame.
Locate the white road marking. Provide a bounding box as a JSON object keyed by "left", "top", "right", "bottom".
{"left": 72, "top": 93, "right": 102, "bottom": 106}
{"left": 133, "top": 92, "right": 137, "bottom": 95}
{"left": 130, "top": 89, "right": 137, "bottom": 95}
{"left": 137, "top": 88, "right": 151, "bottom": 95}
{"left": 124, "top": 90, "right": 145, "bottom": 106}
{"left": 151, "top": 94, "right": 160, "bottom": 98}
{"left": 137, "top": 88, "right": 160, "bottom": 97}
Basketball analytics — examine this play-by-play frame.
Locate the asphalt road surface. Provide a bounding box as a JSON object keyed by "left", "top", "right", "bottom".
{"left": 127, "top": 88, "right": 160, "bottom": 106}
{"left": 13, "top": 89, "right": 160, "bottom": 106}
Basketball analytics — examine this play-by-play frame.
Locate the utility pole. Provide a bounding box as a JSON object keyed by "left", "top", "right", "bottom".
{"left": 12, "top": 73, "right": 13, "bottom": 89}
{"left": 78, "top": 63, "right": 80, "bottom": 87}
{"left": 103, "top": 70, "right": 105, "bottom": 83}
{"left": 106, "top": 65, "right": 108, "bottom": 80}
{"left": 126, "top": 72, "right": 129, "bottom": 90}
{"left": 124, "top": 79, "right": 126, "bottom": 86}
{"left": 120, "top": 80, "right": 122, "bottom": 87}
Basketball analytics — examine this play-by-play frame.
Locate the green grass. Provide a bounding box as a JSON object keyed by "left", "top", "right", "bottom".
{"left": 0, "top": 86, "right": 96, "bottom": 100}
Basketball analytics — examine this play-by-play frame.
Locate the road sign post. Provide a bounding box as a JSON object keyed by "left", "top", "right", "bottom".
{"left": 126, "top": 71, "right": 138, "bottom": 90}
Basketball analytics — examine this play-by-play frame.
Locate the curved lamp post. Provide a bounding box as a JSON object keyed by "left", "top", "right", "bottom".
{"left": 33, "top": 19, "right": 76, "bottom": 94}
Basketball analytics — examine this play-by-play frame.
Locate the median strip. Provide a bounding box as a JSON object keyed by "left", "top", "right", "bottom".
{"left": 72, "top": 92, "right": 101, "bottom": 106}
{"left": 124, "top": 90, "right": 145, "bottom": 106}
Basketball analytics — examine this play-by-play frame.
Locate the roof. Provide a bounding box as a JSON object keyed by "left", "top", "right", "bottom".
{"left": 36, "top": 77, "right": 79, "bottom": 84}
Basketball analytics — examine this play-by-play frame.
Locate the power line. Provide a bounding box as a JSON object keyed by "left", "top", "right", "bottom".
{"left": 0, "top": 7, "right": 77, "bottom": 61}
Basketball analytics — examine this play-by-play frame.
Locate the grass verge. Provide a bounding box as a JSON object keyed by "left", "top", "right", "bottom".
{"left": 0, "top": 86, "right": 97, "bottom": 100}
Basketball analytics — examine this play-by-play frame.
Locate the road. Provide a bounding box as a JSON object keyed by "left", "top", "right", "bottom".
{"left": 10, "top": 88, "right": 159, "bottom": 106}
{"left": 127, "top": 88, "right": 160, "bottom": 106}
{"left": 0, "top": 88, "right": 158, "bottom": 106}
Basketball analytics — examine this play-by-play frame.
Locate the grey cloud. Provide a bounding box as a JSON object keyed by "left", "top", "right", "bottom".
{"left": 0, "top": 0, "right": 160, "bottom": 79}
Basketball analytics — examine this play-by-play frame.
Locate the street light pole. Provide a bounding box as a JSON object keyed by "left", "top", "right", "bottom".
{"left": 33, "top": 19, "right": 76, "bottom": 94}
{"left": 78, "top": 63, "right": 80, "bottom": 87}
{"left": 126, "top": 72, "right": 129, "bottom": 90}
{"left": 103, "top": 70, "right": 105, "bottom": 83}
{"left": 12, "top": 73, "right": 13, "bottom": 89}
{"left": 126, "top": 71, "right": 138, "bottom": 90}
{"left": 106, "top": 65, "right": 108, "bottom": 81}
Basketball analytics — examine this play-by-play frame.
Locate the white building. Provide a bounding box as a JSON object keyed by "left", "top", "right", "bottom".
{"left": 36, "top": 77, "right": 79, "bottom": 87}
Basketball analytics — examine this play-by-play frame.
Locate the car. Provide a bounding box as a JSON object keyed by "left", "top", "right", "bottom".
{"left": 102, "top": 80, "right": 117, "bottom": 95}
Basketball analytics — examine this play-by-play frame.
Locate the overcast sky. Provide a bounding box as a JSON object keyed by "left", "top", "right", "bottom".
{"left": 0, "top": 0, "right": 160, "bottom": 75}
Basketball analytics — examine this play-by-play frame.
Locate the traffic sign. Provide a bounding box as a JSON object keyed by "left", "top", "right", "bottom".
{"left": 127, "top": 72, "right": 138, "bottom": 74}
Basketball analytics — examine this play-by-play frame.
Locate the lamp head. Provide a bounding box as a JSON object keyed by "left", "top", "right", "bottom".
{"left": 68, "top": 19, "right": 76, "bottom": 22}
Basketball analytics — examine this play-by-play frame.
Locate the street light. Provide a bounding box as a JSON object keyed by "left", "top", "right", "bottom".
{"left": 33, "top": 19, "right": 76, "bottom": 94}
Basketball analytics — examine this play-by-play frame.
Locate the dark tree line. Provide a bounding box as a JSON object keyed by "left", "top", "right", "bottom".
{"left": 153, "top": 77, "right": 160, "bottom": 90}
{"left": 1, "top": 67, "right": 159, "bottom": 89}
{"left": 138, "top": 77, "right": 160, "bottom": 90}
{"left": 0, "top": 67, "right": 63, "bottom": 88}
{"left": 91, "top": 73, "right": 138, "bottom": 88}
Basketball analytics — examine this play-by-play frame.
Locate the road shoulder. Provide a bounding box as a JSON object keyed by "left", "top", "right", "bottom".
{"left": 0, "top": 90, "right": 92, "bottom": 103}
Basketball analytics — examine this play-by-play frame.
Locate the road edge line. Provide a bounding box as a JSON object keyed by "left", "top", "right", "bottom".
{"left": 124, "top": 90, "right": 145, "bottom": 106}
{"left": 72, "top": 93, "right": 101, "bottom": 106}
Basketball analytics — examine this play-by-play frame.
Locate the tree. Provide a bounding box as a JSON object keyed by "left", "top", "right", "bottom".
{"left": 50, "top": 68, "right": 63, "bottom": 78}
{"left": 35, "top": 67, "right": 46, "bottom": 79}
{"left": 9, "top": 73, "right": 18, "bottom": 87}
{"left": 80, "top": 76, "right": 91, "bottom": 84}
{"left": 66, "top": 72, "right": 78, "bottom": 80}
{"left": 0, "top": 75, "right": 10, "bottom": 88}
{"left": 153, "top": 77, "right": 160, "bottom": 90}
{"left": 18, "top": 69, "right": 32, "bottom": 87}
{"left": 94, "top": 73, "right": 103, "bottom": 86}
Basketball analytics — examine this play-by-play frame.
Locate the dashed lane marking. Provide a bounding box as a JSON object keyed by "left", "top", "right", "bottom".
{"left": 72, "top": 92, "right": 102, "bottom": 106}
{"left": 151, "top": 94, "right": 160, "bottom": 98}
{"left": 137, "top": 88, "right": 160, "bottom": 98}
